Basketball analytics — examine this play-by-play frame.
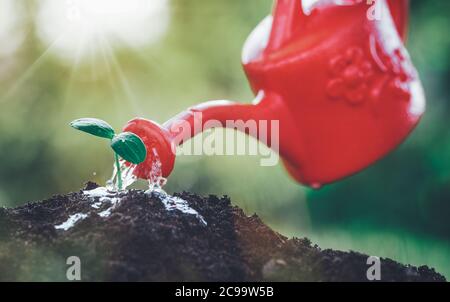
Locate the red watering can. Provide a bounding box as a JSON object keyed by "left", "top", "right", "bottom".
{"left": 124, "top": 0, "right": 425, "bottom": 188}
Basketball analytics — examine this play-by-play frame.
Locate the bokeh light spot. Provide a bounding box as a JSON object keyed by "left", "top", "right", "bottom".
{"left": 36, "top": 0, "right": 170, "bottom": 62}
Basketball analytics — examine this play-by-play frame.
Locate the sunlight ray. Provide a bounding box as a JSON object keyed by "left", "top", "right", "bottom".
{"left": 98, "top": 36, "right": 128, "bottom": 122}
{"left": 113, "top": 35, "right": 169, "bottom": 79}
{"left": 101, "top": 37, "right": 143, "bottom": 116}
{"left": 0, "top": 33, "right": 67, "bottom": 103}
{"left": 89, "top": 38, "right": 100, "bottom": 82}
{"left": 61, "top": 35, "right": 85, "bottom": 114}
{"left": 36, "top": 0, "right": 170, "bottom": 62}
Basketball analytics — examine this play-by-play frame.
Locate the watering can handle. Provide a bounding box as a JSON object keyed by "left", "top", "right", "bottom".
{"left": 267, "top": 0, "right": 409, "bottom": 54}
{"left": 387, "top": 0, "right": 409, "bottom": 40}
{"left": 265, "top": 0, "right": 306, "bottom": 53}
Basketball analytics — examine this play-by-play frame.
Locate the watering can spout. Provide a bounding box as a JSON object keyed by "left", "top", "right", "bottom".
{"left": 123, "top": 92, "right": 292, "bottom": 182}
{"left": 163, "top": 91, "right": 289, "bottom": 150}
{"left": 159, "top": 91, "right": 304, "bottom": 183}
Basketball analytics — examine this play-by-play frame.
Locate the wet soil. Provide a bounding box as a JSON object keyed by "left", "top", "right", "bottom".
{"left": 0, "top": 182, "right": 445, "bottom": 282}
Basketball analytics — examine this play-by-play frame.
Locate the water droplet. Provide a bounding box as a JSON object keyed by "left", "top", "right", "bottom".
{"left": 311, "top": 183, "right": 322, "bottom": 190}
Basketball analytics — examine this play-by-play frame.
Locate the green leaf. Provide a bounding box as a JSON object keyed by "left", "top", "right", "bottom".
{"left": 70, "top": 118, "right": 115, "bottom": 139}
{"left": 111, "top": 132, "right": 147, "bottom": 164}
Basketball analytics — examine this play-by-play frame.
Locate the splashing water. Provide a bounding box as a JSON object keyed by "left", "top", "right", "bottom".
{"left": 54, "top": 187, "right": 126, "bottom": 231}
{"left": 54, "top": 163, "right": 136, "bottom": 231}
{"left": 146, "top": 148, "right": 207, "bottom": 226}
{"left": 55, "top": 213, "right": 88, "bottom": 231}
{"left": 55, "top": 148, "right": 207, "bottom": 231}
{"left": 106, "top": 159, "right": 137, "bottom": 192}
{"left": 148, "top": 188, "right": 207, "bottom": 226}
{"left": 84, "top": 187, "right": 123, "bottom": 218}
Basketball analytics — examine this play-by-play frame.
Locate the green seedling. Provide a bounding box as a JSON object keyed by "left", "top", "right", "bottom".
{"left": 70, "top": 118, "right": 147, "bottom": 190}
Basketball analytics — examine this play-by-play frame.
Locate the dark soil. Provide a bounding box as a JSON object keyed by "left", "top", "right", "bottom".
{"left": 0, "top": 182, "right": 445, "bottom": 282}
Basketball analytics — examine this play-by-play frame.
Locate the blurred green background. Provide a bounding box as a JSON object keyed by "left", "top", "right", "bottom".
{"left": 0, "top": 0, "right": 449, "bottom": 278}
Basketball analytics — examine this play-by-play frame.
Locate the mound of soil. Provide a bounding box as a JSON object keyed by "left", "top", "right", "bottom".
{"left": 0, "top": 182, "right": 445, "bottom": 282}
